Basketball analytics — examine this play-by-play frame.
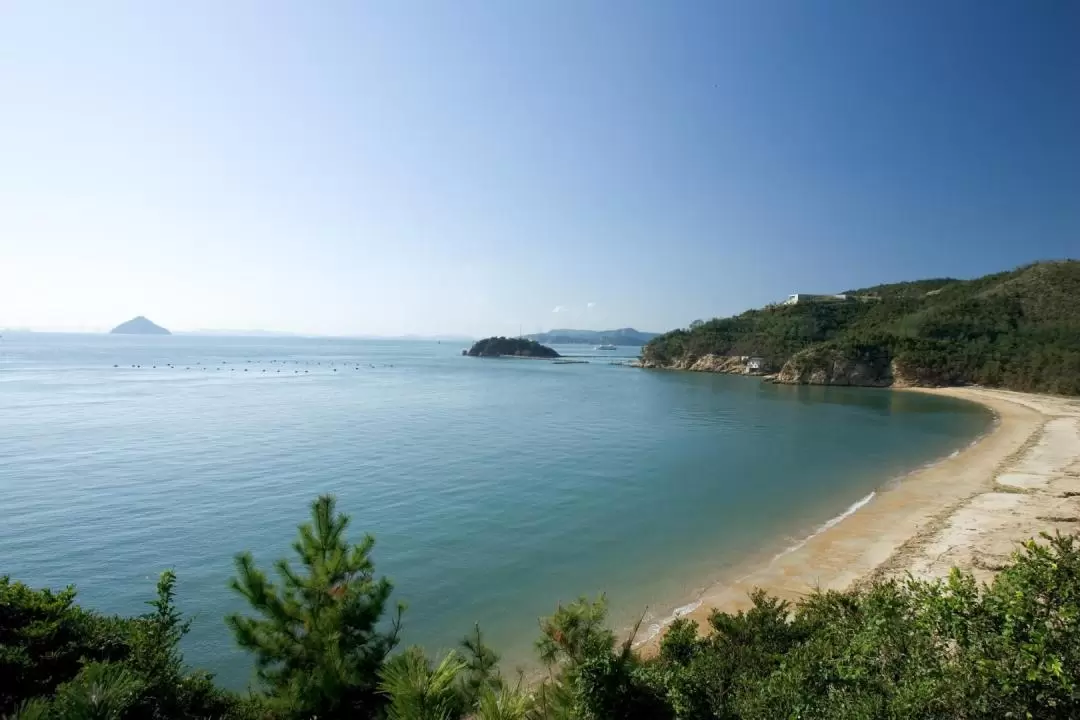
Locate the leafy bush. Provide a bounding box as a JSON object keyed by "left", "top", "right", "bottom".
{"left": 5, "top": 497, "right": 1080, "bottom": 719}
{"left": 1, "top": 572, "right": 252, "bottom": 720}
{"left": 0, "top": 579, "right": 131, "bottom": 714}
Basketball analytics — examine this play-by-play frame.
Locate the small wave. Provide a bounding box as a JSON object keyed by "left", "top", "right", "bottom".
{"left": 776, "top": 491, "right": 876, "bottom": 559}
{"left": 673, "top": 600, "right": 702, "bottom": 617}
{"left": 638, "top": 624, "right": 663, "bottom": 645}
{"left": 631, "top": 427, "right": 992, "bottom": 650}
{"left": 633, "top": 494, "right": 879, "bottom": 649}
{"left": 633, "top": 600, "right": 705, "bottom": 648}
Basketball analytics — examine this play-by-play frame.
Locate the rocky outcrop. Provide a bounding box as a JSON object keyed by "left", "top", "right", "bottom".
{"left": 773, "top": 347, "right": 963, "bottom": 388}
{"left": 774, "top": 347, "right": 893, "bottom": 387}
{"left": 638, "top": 339, "right": 962, "bottom": 388}
{"left": 639, "top": 353, "right": 769, "bottom": 375}
{"left": 644, "top": 346, "right": 946, "bottom": 389}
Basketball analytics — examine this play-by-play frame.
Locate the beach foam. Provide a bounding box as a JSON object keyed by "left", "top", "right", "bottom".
{"left": 635, "top": 492, "right": 881, "bottom": 647}
{"left": 637, "top": 599, "right": 704, "bottom": 646}
{"left": 776, "top": 491, "right": 876, "bottom": 559}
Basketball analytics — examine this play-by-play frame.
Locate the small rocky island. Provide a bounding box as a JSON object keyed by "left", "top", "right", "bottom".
{"left": 110, "top": 316, "right": 171, "bottom": 335}
{"left": 464, "top": 337, "right": 560, "bottom": 358}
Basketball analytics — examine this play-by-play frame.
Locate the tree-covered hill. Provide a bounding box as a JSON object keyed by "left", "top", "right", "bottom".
{"left": 465, "top": 337, "right": 560, "bottom": 358}
{"left": 642, "top": 260, "right": 1080, "bottom": 394}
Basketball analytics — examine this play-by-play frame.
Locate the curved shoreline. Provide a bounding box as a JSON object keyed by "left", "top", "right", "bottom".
{"left": 638, "top": 386, "right": 1080, "bottom": 651}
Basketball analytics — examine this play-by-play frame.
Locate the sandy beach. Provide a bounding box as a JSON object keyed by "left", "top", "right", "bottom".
{"left": 643, "top": 386, "right": 1080, "bottom": 648}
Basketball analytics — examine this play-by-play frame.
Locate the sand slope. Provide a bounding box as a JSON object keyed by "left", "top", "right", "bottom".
{"left": 882, "top": 388, "right": 1080, "bottom": 584}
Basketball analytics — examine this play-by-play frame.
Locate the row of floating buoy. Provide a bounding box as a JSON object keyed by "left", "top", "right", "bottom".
{"left": 111, "top": 362, "right": 395, "bottom": 371}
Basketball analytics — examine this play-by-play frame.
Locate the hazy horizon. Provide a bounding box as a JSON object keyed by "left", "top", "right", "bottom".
{"left": 0, "top": 321, "right": 658, "bottom": 338}
{"left": 3, "top": 2, "right": 1077, "bottom": 337}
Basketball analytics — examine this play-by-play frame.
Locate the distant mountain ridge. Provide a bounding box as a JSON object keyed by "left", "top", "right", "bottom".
{"left": 110, "top": 316, "right": 170, "bottom": 335}
{"left": 526, "top": 328, "right": 658, "bottom": 346}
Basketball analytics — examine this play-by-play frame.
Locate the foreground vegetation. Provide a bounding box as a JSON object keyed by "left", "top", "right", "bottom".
{"left": 643, "top": 260, "right": 1080, "bottom": 394}
{"left": 4, "top": 495, "right": 1080, "bottom": 719}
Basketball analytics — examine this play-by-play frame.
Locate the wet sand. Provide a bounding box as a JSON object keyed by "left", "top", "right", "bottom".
{"left": 641, "top": 387, "right": 1080, "bottom": 650}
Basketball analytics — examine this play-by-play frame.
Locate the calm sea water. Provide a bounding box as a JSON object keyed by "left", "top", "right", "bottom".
{"left": 0, "top": 334, "right": 991, "bottom": 687}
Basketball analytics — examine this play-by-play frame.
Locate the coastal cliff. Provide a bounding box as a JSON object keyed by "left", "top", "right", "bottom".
{"left": 640, "top": 260, "right": 1080, "bottom": 394}
{"left": 639, "top": 353, "right": 768, "bottom": 375}
{"left": 774, "top": 346, "right": 894, "bottom": 387}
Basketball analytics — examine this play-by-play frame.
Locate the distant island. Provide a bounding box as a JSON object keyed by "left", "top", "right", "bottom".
{"left": 642, "top": 260, "right": 1080, "bottom": 395}
{"left": 525, "top": 328, "right": 657, "bottom": 346}
{"left": 109, "top": 316, "right": 171, "bottom": 335}
{"left": 465, "top": 337, "right": 560, "bottom": 358}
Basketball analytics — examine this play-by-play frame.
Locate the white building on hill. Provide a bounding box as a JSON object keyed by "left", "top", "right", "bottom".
{"left": 784, "top": 293, "right": 849, "bottom": 305}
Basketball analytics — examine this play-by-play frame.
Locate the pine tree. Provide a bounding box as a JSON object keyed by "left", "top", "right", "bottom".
{"left": 226, "top": 494, "right": 403, "bottom": 719}
{"left": 535, "top": 595, "right": 613, "bottom": 669}
{"left": 129, "top": 570, "right": 189, "bottom": 717}
{"left": 474, "top": 682, "right": 533, "bottom": 720}
{"left": 459, "top": 623, "right": 501, "bottom": 706}
{"left": 378, "top": 647, "right": 466, "bottom": 720}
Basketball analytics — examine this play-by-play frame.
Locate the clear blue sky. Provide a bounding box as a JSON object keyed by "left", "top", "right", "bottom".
{"left": 2, "top": 2, "right": 1077, "bottom": 336}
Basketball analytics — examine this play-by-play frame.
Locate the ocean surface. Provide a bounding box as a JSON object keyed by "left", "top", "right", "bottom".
{"left": 0, "top": 333, "right": 992, "bottom": 687}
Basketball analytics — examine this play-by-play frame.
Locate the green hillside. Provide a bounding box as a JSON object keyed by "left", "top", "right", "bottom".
{"left": 642, "top": 260, "right": 1080, "bottom": 394}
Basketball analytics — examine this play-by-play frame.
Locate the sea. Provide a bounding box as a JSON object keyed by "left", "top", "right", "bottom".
{"left": 0, "top": 333, "right": 993, "bottom": 688}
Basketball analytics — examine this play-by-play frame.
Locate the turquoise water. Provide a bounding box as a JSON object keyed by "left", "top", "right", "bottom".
{"left": 0, "top": 334, "right": 991, "bottom": 687}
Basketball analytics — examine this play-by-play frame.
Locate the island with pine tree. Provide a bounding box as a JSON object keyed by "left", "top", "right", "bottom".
{"left": 464, "top": 336, "right": 560, "bottom": 358}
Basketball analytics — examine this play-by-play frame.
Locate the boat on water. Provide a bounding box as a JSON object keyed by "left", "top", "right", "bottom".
{"left": 595, "top": 344, "right": 617, "bottom": 350}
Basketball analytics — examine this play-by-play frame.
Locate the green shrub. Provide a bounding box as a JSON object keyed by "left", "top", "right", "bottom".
{"left": 0, "top": 579, "right": 132, "bottom": 714}
{"left": 6, "top": 497, "right": 1080, "bottom": 720}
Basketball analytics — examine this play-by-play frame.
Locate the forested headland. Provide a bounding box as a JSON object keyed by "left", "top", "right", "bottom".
{"left": 642, "top": 260, "right": 1080, "bottom": 394}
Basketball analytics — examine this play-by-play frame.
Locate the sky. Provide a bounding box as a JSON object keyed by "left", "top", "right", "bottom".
{"left": 1, "top": 2, "right": 1078, "bottom": 337}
